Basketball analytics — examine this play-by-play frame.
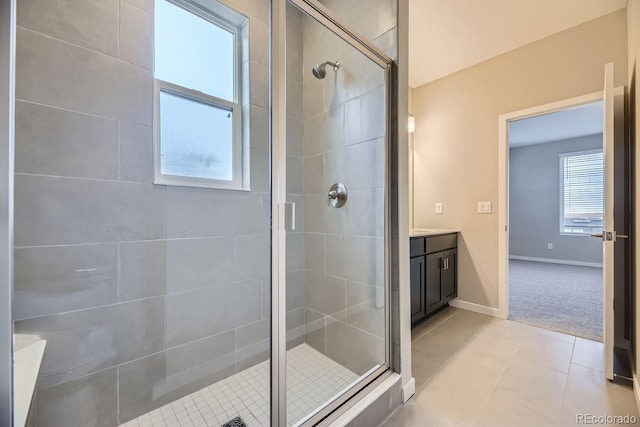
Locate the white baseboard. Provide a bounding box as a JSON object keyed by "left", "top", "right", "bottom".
{"left": 509, "top": 255, "right": 603, "bottom": 268}
{"left": 402, "top": 377, "right": 415, "bottom": 403}
{"left": 448, "top": 299, "right": 502, "bottom": 318}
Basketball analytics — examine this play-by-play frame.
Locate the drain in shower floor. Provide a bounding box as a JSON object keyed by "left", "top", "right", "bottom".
{"left": 222, "top": 416, "right": 247, "bottom": 427}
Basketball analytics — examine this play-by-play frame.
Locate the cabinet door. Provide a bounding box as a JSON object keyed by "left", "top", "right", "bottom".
{"left": 442, "top": 249, "right": 457, "bottom": 300}
{"left": 410, "top": 256, "right": 426, "bottom": 324}
{"left": 425, "top": 252, "right": 443, "bottom": 311}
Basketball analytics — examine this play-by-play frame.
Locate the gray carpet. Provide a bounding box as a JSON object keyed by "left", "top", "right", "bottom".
{"left": 508, "top": 260, "right": 603, "bottom": 342}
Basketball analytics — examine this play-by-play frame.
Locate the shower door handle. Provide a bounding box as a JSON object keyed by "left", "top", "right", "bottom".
{"left": 284, "top": 202, "right": 296, "bottom": 231}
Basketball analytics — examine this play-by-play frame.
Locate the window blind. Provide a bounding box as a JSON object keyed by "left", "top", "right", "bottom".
{"left": 560, "top": 151, "right": 604, "bottom": 235}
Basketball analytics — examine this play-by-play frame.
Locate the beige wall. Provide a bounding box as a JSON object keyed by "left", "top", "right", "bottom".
{"left": 627, "top": 0, "right": 640, "bottom": 378}
{"left": 411, "top": 10, "right": 628, "bottom": 309}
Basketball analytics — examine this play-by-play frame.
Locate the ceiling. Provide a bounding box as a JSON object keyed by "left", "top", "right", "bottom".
{"left": 408, "top": 0, "right": 627, "bottom": 88}
{"left": 508, "top": 101, "right": 603, "bottom": 148}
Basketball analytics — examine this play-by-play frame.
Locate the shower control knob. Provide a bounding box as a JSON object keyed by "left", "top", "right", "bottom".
{"left": 328, "top": 183, "right": 348, "bottom": 208}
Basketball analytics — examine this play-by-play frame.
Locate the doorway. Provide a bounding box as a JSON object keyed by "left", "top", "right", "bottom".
{"left": 507, "top": 101, "right": 604, "bottom": 341}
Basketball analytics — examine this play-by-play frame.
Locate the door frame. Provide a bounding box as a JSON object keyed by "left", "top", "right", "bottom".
{"left": 496, "top": 89, "right": 622, "bottom": 320}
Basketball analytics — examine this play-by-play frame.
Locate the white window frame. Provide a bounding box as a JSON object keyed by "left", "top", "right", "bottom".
{"left": 558, "top": 148, "right": 604, "bottom": 236}
{"left": 153, "top": 0, "right": 245, "bottom": 190}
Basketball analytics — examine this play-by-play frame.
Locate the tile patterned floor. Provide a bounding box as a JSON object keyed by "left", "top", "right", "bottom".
{"left": 384, "top": 307, "right": 639, "bottom": 427}
{"left": 120, "top": 344, "right": 358, "bottom": 427}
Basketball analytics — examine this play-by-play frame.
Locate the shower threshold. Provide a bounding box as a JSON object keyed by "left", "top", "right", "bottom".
{"left": 119, "top": 343, "right": 358, "bottom": 427}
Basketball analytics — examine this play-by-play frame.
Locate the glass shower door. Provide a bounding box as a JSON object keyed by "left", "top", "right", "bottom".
{"left": 284, "top": 2, "right": 390, "bottom": 424}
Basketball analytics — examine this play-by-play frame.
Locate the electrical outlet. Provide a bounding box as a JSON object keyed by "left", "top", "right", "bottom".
{"left": 435, "top": 202, "right": 443, "bottom": 214}
{"left": 548, "top": 243, "right": 553, "bottom": 249}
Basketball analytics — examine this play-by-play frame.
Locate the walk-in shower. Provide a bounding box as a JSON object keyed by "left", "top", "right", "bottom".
{"left": 7, "top": 0, "right": 398, "bottom": 425}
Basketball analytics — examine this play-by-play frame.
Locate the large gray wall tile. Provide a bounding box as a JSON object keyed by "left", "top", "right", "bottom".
{"left": 325, "top": 235, "right": 379, "bottom": 286}
{"left": 303, "top": 106, "right": 343, "bottom": 156}
{"left": 120, "top": 122, "right": 153, "bottom": 183}
{"left": 114, "top": 297, "right": 165, "bottom": 364}
{"left": 16, "top": 27, "right": 152, "bottom": 125}
{"left": 235, "top": 319, "right": 269, "bottom": 371}
{"left": 346, "top": 281, "right": 385, "bottom": 338}
{"left": 166, "top": 279, "right": 262, "bottom": 347}
{"left": 17, "top": 0, "right": 119, "bottom": 56}
{"left": 119, "top": 240, "right": 167, "bottom": 302}
{"left": 248, "top": 104, "right": 269, "bottom": 151}
{"left": 123, "top": 0, "right": 152, "bottom": 12}
{"left": 324, "top": 138, "right": 385, "bottom": 191}
{"left": 250, "top": 148, "right": 270, "bottom": 192}
{"left": 223, "top": 0, "right": 269, "bottom": 24}
{"left": 325, "top": 319, "right": 385, "bottom": 376}
{"left": 37, "top": 368, "right": 117, "bottom": 427}
{"left": 15, "top": 175, "right": 166, "bottom": 246}
{"left": 286, "top": 270, "right": 305, "bottom": 311}
{"left": 305, "top": 308, "right": 325, "bottom": 353}
{"left": 14, "top": 244, "right": 117, "bottom": 320}
{"left": 286, "top": 232, "right": 305, "bottom": 272}
{"left": 304, "top": 233, "right": 325, "bottom": 274}
{"left": 167, "top": 237, "right": 235, "bottom": 293}
{"left": 15, "top": 101, "right": 119, "bottom": 179}
{"left": 120, "top": 0, "right": 153, "bottom": 69}
{"left": 286, "top": 155, "right": 304, "bottom": 195}
{"left": 163, "top": 332, "right": 236, "bottom": 400}
{"left": 15, "top": 297, "right": 164, "bottom": 389}
{"left": 235, "top": 234, "right": 269, "bottom": 281}
{"left": 287, "top": 116, "right": 303, "bottom": 157}
{"left": 304, "top": 271, "right": 345, "bottom": 318}
{"left": 166, "top": 186, "right": 267, "bottom": 238}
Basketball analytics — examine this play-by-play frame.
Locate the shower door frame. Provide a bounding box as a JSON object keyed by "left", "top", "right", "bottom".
{"left": 271, "top": 0, "right": 398, "bottom": 425}
{"left": 0, "top": 0, "right": 14, "bottom": 425}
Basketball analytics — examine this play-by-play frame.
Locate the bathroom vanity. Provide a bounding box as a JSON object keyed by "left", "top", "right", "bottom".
{"left": 410, "top": 229, "right": 458, "bottom": 327}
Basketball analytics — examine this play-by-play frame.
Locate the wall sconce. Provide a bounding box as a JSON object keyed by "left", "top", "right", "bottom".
{"left": 408, "top": 114, "right": 415, "bottom": 133}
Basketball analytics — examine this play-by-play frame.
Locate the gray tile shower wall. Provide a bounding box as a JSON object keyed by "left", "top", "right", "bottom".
{"left": 298, "top": 0, "right": 397, "bottom": 376}
{"left": 11, "top": 0, "right": 302, "bottom": 425}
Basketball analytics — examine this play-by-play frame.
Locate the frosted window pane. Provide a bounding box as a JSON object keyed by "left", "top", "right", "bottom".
{"left": 155, "top": 0, "right": 234, "bottom": 101}
{"left": 160, "top": 91, "right": 233, "bottom": 181}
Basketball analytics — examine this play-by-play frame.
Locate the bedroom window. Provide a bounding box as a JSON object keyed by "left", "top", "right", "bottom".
{"left": 559, "top": 149, "right": 604, "bottom": 235}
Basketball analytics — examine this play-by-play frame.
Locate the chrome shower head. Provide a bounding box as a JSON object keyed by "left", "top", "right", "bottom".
{"left": 312, "top": 60, "right": 340, "bottom": 79}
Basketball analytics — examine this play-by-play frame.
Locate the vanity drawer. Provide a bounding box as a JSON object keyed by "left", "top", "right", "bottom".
{"left": 425, "top": 234, "right": 457, "bottom": 254}
{"left": 410, "top": 237, "right": 426, "bottom": 257}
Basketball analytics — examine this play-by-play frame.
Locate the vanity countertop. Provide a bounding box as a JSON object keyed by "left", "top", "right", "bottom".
{"left": 410, "top": 228, "right": 459, "bottom": 237}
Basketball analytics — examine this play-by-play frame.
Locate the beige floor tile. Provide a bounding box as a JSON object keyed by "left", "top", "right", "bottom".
{"left": 433, "top": 310, "right": 497, "bottom": 341}
{"left": 493, "top": 359, "right": 568, "bottom": 419}
{"left": 413, "top": 385, "right": 489, "bottom": 426}
{"left": 510, "top": 334, "right": 575, "bottom": 373}
{"left": 527, "top": 325, "right": 577, "bottom": 344}
{"left": 427, "top": 356, "right": 503, "bottom": 396}
{"left": 472, "top": 394, "right": 558, "bottom": 427}
{"left": 412, "top": 353, "right": 442, "bottom": 391}
{"left": 450, "top": 335, "right": 518, "bottom": 372}
{"left": 571, "top": 337, "right": 604, "bottom": 372}
{"left": 412, "top": 306, "right": 459, "bottom": 342}
{"left": 563, "top": 364, "right": 639, "bottom": 417}
{"left": 472, "top": 319, "right": 534, "bottom": 347}
{"left": 412, "top": 330, "right": 467, "bottom": 366}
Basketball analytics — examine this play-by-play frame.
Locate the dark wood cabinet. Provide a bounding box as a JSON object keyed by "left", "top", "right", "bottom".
{"left": 410, "top": 233, "right": 457, "bottom": 327}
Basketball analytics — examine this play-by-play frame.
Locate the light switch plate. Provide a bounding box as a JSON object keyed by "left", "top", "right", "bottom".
{"left": 477, "top": 201, "right": 492, "bottom": 214}
{"left": 435, "top": 202, "right": 443, "bottom": 214}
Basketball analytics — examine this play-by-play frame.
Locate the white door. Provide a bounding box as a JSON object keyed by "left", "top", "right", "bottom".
{"left": 601, "top": 61, "right": 614, "bottom": 380}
